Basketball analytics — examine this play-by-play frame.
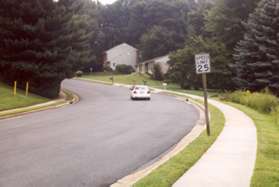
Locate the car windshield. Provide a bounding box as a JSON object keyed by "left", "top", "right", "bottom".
{"left": 135, "top": 86, "right": 148, "bottom": 90}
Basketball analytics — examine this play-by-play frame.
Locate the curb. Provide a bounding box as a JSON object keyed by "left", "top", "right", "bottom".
{"left": 0, "top": 89, "right": 79, "bottom": 120}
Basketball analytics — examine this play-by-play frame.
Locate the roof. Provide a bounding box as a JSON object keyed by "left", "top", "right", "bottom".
{"left": 106, "top": 43, "right": 137, "bottom": 52}
{"left": 140, "top": 55, "right": 169, "bottom": 64}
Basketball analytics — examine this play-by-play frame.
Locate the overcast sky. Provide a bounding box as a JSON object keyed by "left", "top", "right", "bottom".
{"left": 98, "top": 0, "right": 117, "bottom": 5}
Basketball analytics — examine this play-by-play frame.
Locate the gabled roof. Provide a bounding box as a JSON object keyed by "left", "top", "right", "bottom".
{"left": 106, "top": 43, "right": 137, "bottom": 52}
{"left": 140, "top": 55, "right": 169, "bottom": 64}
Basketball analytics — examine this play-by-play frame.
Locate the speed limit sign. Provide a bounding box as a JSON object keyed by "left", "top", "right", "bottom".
{"left": 195, "top": 53, "right": 211, "bottom": 74}
{"left": 195, "top": 53, "right": 211, "bottom": 136}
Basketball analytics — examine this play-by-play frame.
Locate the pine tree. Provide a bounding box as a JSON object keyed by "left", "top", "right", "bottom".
{"left": 233, "top": 0, "right": 279, "bottom": 94}
{"left": 0, "top": 0, "right": 89, "bottom": 98}
{"left": 206, "top": 0, "right": 260, "bottom": 50}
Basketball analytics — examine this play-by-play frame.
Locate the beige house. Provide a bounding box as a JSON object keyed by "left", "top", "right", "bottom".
{"left": 137, "top": 55, "right": 170, "bottom": 75}
{"left": 104, "top": 43, "right": 138, "bottom": 70}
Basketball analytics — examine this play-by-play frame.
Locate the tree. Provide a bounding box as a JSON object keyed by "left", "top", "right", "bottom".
{"left": 168, "top": 36, "right": 232, "bottom": 90}
{"left": 98, "top": 0, "right": 189, "bottom": 56}
{"left": 153, "top": 64, "right": 164, "bottom": 81}
{"left": 139, "top": 25, "right": 183, "bottom": 60}
{"left": 0, "top": 0, "right": 89, "bottom": 98}
{"left": 232, "top": 0, "right": 279, "bottom": 94}
{"left": 205, "top": 0, "right": 260, "bottom": 50}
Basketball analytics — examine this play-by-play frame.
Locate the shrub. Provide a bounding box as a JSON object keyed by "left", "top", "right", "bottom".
{"left": 152, "top": 64, "right": 164, "bottom": 81}
{"left": 75, "top": 70, "right": 83, "bottom": 77}
{"left": 104, "top": 66, "right": 113, "bottom": 72}
{"left": 222, "top": 90, "right": 279, "bottom": 113}
{"left": 115, "top": 64, "right": 134, "bottom": 74}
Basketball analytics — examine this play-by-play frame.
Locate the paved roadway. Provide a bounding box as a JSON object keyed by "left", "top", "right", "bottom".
{"left": 0, "top": 79, "right": 199, "bottom": 187}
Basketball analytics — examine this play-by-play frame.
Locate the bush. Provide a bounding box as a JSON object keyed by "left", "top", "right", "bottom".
{"left": 75, "top": 70, "right": 83, "bottom": 77}
{"left": 104, "top": 66, "right": 113, "bottom": 72}
{"left": 222, "top": 90, "right": 279, "bottom": 113}
{"left": 115, "top": 64, "right": 134, "bottom": 74}
{"left": 152, "top": 64, "right": 164, "bottom": 81}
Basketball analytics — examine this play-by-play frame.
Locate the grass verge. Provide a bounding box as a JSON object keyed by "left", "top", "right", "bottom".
{"left": 134, "top": 103, "right": 225, "bottom": 187}
{"left": 82, "top": 73, "right": 220, "bottom": 97}
{"left": 0, "top": 83, "right": 48, "bottom": 111}
{"left": 228, "top": 103, "right": 279, "bottom": 187}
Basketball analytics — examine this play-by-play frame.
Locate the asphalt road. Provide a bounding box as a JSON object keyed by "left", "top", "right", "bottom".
{"left": 0, "top": 79, "right": 199, "bottom": 187}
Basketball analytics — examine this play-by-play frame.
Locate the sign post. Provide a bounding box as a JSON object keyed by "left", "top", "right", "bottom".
{"left": 195, "top": 53, "right": 211, "bottom": 136}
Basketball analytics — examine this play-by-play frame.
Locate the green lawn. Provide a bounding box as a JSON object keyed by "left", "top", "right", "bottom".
{"left": 134, "top": 103, "right": 225, "bottom": 187}
{"left": 229, "top": 103, "right": 279, "bottom": 187}
{"left": 0, "top": 83, "right": 49, "bottom": 111}
{"left": 82, "top": 72, "right": 220, "bottom": 97}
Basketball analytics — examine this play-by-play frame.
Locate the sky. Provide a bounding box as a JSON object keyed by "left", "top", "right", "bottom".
{"left": 98, "top": 0, "right": 117, "bottom": 5}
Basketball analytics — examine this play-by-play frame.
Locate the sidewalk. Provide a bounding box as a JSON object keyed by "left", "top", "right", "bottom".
{"left": 171, "top": 92, "right": 257, "bottom": 187}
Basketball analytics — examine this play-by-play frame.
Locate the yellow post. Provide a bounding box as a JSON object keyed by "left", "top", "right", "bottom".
{"left": 25, "top": 81, "right": 29, "bottom": 97}
{"left": 13, "top": 81, "right": 17, "bottom": 96}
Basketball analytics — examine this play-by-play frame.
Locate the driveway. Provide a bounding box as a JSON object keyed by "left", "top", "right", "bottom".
{"left": 0, "top": 79, "right": 199, "bottom": 187}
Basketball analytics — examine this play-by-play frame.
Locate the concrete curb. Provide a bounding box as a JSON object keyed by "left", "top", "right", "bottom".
{"left": 0, "top": 89, "right": 79, "bottom": 120}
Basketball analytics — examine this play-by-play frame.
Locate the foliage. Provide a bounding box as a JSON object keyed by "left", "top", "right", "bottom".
{"left": 72, "top": 0, "right": 100, "bottom": 72}
{"left": 205, "top": 0, "right": 260, "bottom": 50}
{"left": 152, "top": 64, "right": 164, "bottom": 81}
{"left": 222, "top": 90, "right": 279, "bottom": 113}
{"left": 82, "top": 72, "right": 220, "bottom": 97}
{"left": 168, "top": 36, "right": 233, "bottom": 90}
{"left": 140, "top": 26, "right": 183, "bottom": 60}
{"left": 232, "top": 0, "right": 279, "bottom": 95}
{"left": 98, "top": 0, "right": 189, "bottom": 59}
{"left": 0, "top": 0, "right": 92, "bottom": 98}
{"left": 115, "top": 64, "right": 134, "bottom": 74}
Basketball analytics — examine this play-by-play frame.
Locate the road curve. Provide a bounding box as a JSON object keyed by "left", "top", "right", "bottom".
{"left": 0, "top": 79, "right": 199, "bottom": 187}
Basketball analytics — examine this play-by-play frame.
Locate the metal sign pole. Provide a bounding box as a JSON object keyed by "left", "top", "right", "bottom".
{"left": 195, "top": 53, "right": 211, "bottom": 136}
{"left": 202, "top": 73, "right": 210, "bottom": 136}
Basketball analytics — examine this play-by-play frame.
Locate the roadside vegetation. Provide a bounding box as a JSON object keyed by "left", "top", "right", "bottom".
{"left": 82, "top": 72, "right": 220, "bottom": 97}
{"left": 0, "top": 83, "right": 48, "bottom": 112}
{"left": 222, "top": 91, "right": 279, "bottom": 186}
{"left": 222, "top": 90, "right": 279, "bottom": 113}
{"left": 134, "top": 104, "right": 225, "bottom": 187}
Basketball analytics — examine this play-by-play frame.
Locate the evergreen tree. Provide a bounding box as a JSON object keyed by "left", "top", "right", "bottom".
{"left": 233, "top": 0, "right": 279, "bottom": 94}
{"left": 0, "top": 0, "right": 87, "bottom": 98}
{"left": 205, "top": 0, "right": 260, "bottom": 50}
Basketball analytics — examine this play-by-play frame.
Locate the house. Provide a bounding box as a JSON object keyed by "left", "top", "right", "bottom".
{"left": 104, "top": 43, "right": 139, "bottom": 70}
{"left": 137, "top": 55, "right": 170, "bottom": 75}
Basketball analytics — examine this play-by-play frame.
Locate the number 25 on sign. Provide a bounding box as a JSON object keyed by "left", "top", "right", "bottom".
{"left": 195, "top": 53, "right": 211, "bottom": 136}
{"left": 195, "top": 53, "right": 211, "bottom": 74}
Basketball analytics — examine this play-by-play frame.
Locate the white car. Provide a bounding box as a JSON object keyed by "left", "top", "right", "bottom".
{"left": 130, "top": 85, "right": 151, "bottom": 100}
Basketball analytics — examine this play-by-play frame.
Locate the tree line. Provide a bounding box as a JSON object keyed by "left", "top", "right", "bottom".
{"left": 168, "top": 0, "right": 279, "bottom": 95}
{"left": 0, "top": 0, "right": 278, "bottom": 98}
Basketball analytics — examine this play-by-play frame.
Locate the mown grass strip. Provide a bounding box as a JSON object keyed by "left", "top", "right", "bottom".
{"left": 228, "top": 103, "right": 279, "bottom": 187}
{"left": 134, "top": 103, "right": 225, "bottom": 187}
{"left": 0, "top": 83, "right": 48, "bottom": 111}
{"left": 82, "top": 73, "right": 220, "bottom": 97}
